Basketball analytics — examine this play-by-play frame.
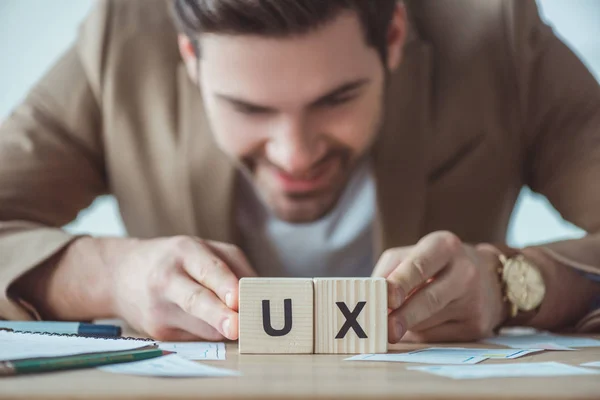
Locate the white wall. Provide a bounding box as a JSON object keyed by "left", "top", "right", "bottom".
{"left": 0, "top": 0, "right": 124, "bottom": 236}
{"left": 0, "top": 0, "right": 598, "bottom": 246}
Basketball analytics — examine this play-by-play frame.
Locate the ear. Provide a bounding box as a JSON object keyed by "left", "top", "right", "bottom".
{"left": 386, "top": 3, "right": 408, "bottom": 71}
{"left": 178, "top": 34, "right": 199, "bottom": 83}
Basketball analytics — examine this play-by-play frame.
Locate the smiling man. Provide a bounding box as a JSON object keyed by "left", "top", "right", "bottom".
{"left": 1, "top": 0, "right": 599, "bottom": 343}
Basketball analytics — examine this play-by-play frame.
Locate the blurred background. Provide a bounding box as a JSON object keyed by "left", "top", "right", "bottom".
{"left": 0, "top": 0, "right": 598, "bottom": 247}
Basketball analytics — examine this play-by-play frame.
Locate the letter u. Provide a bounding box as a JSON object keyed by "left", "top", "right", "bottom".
{"left": 262, "top": 299, "right": 293, "bottom": 337}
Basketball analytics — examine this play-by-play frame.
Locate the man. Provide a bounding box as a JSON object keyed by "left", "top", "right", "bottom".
{"left": 1, "top": 0, "right": 599, "bottom": 343}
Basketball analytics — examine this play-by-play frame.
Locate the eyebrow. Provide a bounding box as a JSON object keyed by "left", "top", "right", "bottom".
{"left": 216, "top": 78, "right": 371, "bottom": 113}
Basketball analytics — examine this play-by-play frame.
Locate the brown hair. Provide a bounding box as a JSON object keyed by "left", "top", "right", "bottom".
{"left": 171, "top": 0, "right": 398, "bottom": 62}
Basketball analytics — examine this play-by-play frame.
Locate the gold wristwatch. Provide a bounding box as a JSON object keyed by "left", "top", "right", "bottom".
{"left": 498, "top": 250, "right": 546, "bottom": 324}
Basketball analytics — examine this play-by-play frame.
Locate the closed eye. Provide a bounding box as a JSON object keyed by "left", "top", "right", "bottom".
{"left": 216, "top": 78, "right": 369, "bottom": 115}
{"left": 233, "top": 102, "right": 273, "bottom": 115}
{"left": 317, "top": 94, "right": 359, "bottom": 108}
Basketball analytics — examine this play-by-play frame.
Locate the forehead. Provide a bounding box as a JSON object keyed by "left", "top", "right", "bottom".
{"left": 198, "top": 12, "right": 381, "bottom": 105}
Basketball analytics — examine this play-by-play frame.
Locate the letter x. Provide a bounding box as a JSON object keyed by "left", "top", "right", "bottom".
{"left": 335, "top": 301, "right": 368, "bottom": 339}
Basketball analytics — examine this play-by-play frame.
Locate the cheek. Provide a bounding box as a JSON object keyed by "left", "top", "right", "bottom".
{"left": 202, "top": 98, "right": 265, "bottom": 158}
{"left": 317, "top": 96, "right": 382, "bottom": 155}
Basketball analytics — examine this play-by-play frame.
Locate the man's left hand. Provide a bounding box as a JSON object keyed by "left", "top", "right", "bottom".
{"left": 373, "top": 231, "right": 508, "bottom": 343}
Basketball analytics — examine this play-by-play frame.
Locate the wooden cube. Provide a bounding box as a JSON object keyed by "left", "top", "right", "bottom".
{"left": 238, "top": 278, "right": 314, "bottom": 354}
{"left": 314, "top": 278, "right": 387, "bottom": 354}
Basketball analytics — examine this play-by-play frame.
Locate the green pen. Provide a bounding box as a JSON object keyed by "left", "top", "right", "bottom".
{"left": 0, "top": 345, "right": 169, "bottom": 376}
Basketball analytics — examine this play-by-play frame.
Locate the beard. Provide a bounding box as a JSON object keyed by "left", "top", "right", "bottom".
{"left": 241, "top": 146, "right": 363, "bottom": 223}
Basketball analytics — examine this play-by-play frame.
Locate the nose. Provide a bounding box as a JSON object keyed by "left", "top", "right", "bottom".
{"left": 265, "top": 116, "right": 326, "bottom": 175}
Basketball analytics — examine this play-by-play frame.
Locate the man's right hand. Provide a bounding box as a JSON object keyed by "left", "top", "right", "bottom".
{"left": 110, "top": 237, "right": 257, "bottom": 341}
{"left": 11, "top": 236, "right": 257, "bottom": 341}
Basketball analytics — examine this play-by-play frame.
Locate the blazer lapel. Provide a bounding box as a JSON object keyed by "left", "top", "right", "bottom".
{"left": 177, "top": 64, "right": 236, "bottom": 243}
{"left": 372, "top": 39, "right": 434, "bottom": 255}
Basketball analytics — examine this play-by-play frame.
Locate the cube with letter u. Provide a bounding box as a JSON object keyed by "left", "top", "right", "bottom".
{"left": 238, "top": 278, "right": 314, "bottom": 354}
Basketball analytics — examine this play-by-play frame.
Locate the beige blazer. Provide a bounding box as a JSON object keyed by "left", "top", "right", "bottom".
{"left": 1, "top": 0, "right": 599, "bottom": 330}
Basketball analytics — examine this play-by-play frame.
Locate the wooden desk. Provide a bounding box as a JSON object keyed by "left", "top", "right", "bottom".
{"left": 1, "top": 340, "right": 600, "bottom": 400}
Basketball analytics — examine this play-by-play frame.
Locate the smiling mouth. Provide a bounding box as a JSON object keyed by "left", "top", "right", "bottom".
{"left": 271, "top": 155, "right": 341, "bottom": 195}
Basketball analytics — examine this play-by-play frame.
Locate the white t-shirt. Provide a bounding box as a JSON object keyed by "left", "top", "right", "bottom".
{"left": 237, "top": 161, "right": 376, "bottom": 277}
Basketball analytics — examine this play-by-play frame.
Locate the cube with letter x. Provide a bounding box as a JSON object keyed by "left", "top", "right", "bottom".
{"left": 314, "top": 278, "right": 387, "bottom": 354}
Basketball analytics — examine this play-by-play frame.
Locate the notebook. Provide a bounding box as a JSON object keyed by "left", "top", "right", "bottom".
{"left": 0, "top": 330, "right": 154, "bottom": 361}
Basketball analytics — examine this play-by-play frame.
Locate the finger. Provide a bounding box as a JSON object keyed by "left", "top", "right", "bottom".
{"left": 408, "top": 293, "right": 480, "bottom": 334}
{"left": 388, "top": 268, "right": 461, "bottom": 343}
{"left": 167, "top": 330, "right": 202, "bottom": 341}
{"left": 169, "top": 307, "right": 226, "bottom": 342}
{"left": 165, "top": 274, "right": 239, "bottom": 340}
{"left": 372, "top": 246, "right": 412, "bottom": 278}
{"left": 203, "top": 241, "right": 257, "bottom": 311}
{"left": 410, "top": 300, "right": 461, "bottom": 332}
{"left": 148, "top": 327, "right": 203, "bottom": 342}
{"left": 204, "top": 240, "right": 258, "bottom": 278}
{"left": 402, "top": 321, "right": 475, "bottom": 343}
{"left": 181, "top": 240, "right": 241, "bottom": 310}
{"left": 387, "top": 232, "right": 461, "bottom": 310}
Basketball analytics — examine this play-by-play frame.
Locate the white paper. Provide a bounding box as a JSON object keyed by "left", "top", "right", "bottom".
{"left": 346, "top": 347, "right": 540, "bottom": 365}
{"left": 158, "top": 342, "right": 225, "bottom": 360}
{"left": 521, "top": 342, "right": 575, "bottom": 351}
{"left": 0, "top": 321, "right": 80, "bottom": 335}
{"left": 346, "top": 353, "right": 486, "bottom": 365}
{"left": 581, "top": 361, "right": 600, "bottom": 368}
{"left": 484, "top": 333, "right": 600, "bottom": 349}
{"left": 408, "top": 347, "right": 543, "bottom": 359}
{"left": 99, "top": 354, "right": 240, "bottom": 377}
{"left": 0, "top": 331, "right": 154, "bottom": 361}
{"left": 408, "top": 362, "right": 600, "bottom": 379}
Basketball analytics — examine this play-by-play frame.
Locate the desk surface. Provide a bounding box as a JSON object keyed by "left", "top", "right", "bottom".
{"left": 1, "top": 339, "right": 600, "bottom": 400}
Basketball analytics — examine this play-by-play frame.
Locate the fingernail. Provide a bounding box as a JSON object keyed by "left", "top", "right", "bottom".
{"left": 225, "top": 292, "right": 234, "bottom": 309}
{"left": 222, "top": 318, "right": 231, "bottom": 337}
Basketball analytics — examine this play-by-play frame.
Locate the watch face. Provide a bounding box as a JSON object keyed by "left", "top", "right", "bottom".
{"left": 503, "top": 256, "right": 546, "bottom": 311}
